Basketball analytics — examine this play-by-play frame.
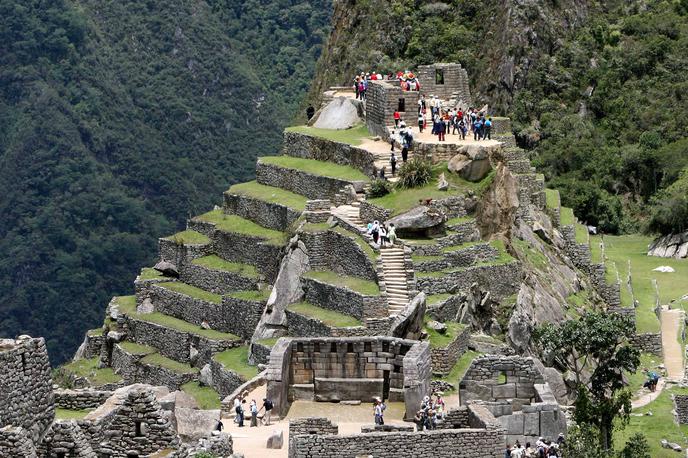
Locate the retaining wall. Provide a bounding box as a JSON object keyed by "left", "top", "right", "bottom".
{"left": 282, "top": 131, "right": 376, "bottom": 177}
{"left": 223, "top": 192, "right": 302, "bottom": 232}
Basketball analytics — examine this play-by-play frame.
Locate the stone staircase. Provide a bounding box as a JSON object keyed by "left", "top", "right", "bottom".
{"left": 380, "top": 246, "right": 410, "bottom": 315}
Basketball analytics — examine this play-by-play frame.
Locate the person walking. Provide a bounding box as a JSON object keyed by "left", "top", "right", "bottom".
{"left": 238, "top": 400, "right": 246, "bottom": 427}
{"left": 417, "top": 111, "right": 424, "bottom": 133}
{"left": 233, "top": 397, "right": 241, "bottom": 424}
{"left": 387, "top": 223, "right": 397, "bottom": 245}
{"left": 390, "top": 152, "right": 397, "bottom": 176}
{"left": 260, "top": 398, "right": 273, "bottom": 426}
{"left": 473, "top": 117, "right": 483, "bottom": 141}
{"left": 393, "top": 109, "right": 401, "bottom": 127}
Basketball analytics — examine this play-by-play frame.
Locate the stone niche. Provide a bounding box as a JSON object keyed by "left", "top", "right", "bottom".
{"left": 266, "top": 337, "right": 431, "bottom": 420}
{"left": 459, "top": 355, "right": 567, "bottom": 445}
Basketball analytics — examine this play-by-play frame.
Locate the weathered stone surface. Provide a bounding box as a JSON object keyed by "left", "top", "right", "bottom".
{"left": 448, "top": 146, "right": 493, "bottom": 182}
{"left": 387, "top": 206, "right": 446, "bottom": 231}
{"left": 426, "top": 320, "right": 447, "bottom": 334}
{"left": 136, "top": 297, "right": 154, "bottom": 314}
{"left": 437, "top": 172, "right": 449, "bottom": 191}
{"left": 154, "top": 260, "right": 179, "bottom": 278}
{"left": 266, "top": 429, "right": 284, "bottom": 449}
{"left": 175, "top": 407, "right": 221, "bottom": 442}
{"left": 648, "top": 231, "right": 688, "bottom": 259}
{"left": 312, "top": 96, "right": 364, "bottom": 129}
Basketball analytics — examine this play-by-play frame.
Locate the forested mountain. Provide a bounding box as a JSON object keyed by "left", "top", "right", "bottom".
{"left": 0, "top": 0, "right": 330, "bottom": 364}
{"left": 310, "top": 0, "right": 688, "bottom": 234}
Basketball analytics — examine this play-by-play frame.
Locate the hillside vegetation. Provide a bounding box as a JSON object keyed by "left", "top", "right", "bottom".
{"left": 0, "top": 0, "right": 330, "bottom": 364}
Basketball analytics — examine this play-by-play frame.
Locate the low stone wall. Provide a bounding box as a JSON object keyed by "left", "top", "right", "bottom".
{"left": 360, "top": 424, "right": 415, "bottom": 433}
{"left": 300, "top": 229, "right": 377, "bottom": 282}
{"left": 180, "top": 261, "right": 258, "bottom": 295}
{"left": 589, "top": 263, "right": 621, "bottom": 307}
{"left": 359, "top": 200, "right": 391, "bottom": 224}
{"left": 631, "top": 332, "right": 662, "bottom": 355}
{"left": 0, "top": 426, "right": 37, "bottom": 457}
{"left": 111, "top": 343, "right": 197, "bottom": 390}
{"left": 407, "top": 231, "right": 482, "bottom": 257}
{"left": 430, "top": 326, "right": 470, "bottom": 375}
{"left": 223, "top": 192, "right": 302, "bottom": 232}
{"left": 256, "top": 160, "right": 366, "bottom": 201}
{"left": 674, "top": 395, "right": 688, "bottom": 424}
{"left": 289, "top": 417, "right": 339, "bottom": 436}
{"left": 302, "top": 276, "right": 367, "bottom": 320}
{"left": 250, "top": 341, "right": 273, "bottom": 365}
{"left": 54, "top": 389, "right": 112, "bottom": 410}
{"left": 443, "top": 243, "right": 499, "bottom": 268}
{"left": 282, "top": 131, "right": 376, "bottom": 177}
{"left": 209, "top": 358, "right": 246, "bottom": 398}
{"left": 158, "top": 238, "right": 209, "bottom": 267}
{"left": 286, "top": 309, "right": 371, "bottom": 338}
{"left": 446, "top": 218, "right": 481, "bottom": 242}
{"left": 436, "top": 406, "right": 470, "bottom": 429}
{"left": 288, "top": 428, "right": 503, "bottom": 458}
{"left": 79, "top": 333, "right": 105, "bottom": 360}
{"left": 417, "top": 261, "right": 522, "bottom": 300}
{"left": 220, "top": 371, "right": 267, "bottom": 418}
{"left": 561, "top": 225, "right": 591, "bottom": 271}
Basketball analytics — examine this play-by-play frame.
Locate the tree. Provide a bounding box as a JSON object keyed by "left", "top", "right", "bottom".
{"left": 534, "top": 312, "right": 640, "bottom": 450}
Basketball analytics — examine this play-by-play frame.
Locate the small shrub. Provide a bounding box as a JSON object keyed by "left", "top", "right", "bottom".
{"left": 368, "top": 179, "right": 392, "bottom": 198}
{"left": 397, "top": 157, "right": 432, "bottom": 189}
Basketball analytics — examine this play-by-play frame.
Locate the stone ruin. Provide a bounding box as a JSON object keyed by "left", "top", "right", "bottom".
{"left": 459, "top": 355, "right": 567, "bottom": 445}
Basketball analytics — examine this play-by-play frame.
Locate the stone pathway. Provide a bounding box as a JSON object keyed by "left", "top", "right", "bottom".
{"left": 380, "top": 245, "right": 410, "bottom": 315}
{"left": 661, "top": 307, "right": 684, "bottom": 381}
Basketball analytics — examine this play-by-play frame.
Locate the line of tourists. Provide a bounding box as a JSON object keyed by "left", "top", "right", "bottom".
{"left": 367, "top": 221, "right": 397, "bottom": 248}
{"left": 505, "top": 435, "right": 565, "bottom": 457}
{"left": 232, "top": 392, "right": 274, "bottom": 427}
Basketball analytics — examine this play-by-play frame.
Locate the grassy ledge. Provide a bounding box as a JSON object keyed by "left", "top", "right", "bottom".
{"left": 56, "top": 408, "right": 93, "bottom": 419}
{"left": 194, "top": 209, "right": 286, "bottom": 246}
{"left": 213, "top": 346, "right": 259, "bottom": 380}
{"left": 575, "top": 222, "right": 588, "bottom": 244}
{"left": 445, "top": 216, "right": 474, "bottom": 226}
{"left": 227, "top": 180, "right": 308, "bottom": 211}
{"left": 181, "top": 381, "right": 221, "bottom": 410}
{"left": 164, "top": 229, "right": 210, "bottom": 245}
{"left": 285, "top": 123, "right": 371, "bottom": 146}
{"left": 141, "top": 353, "right": 198, "bottom": 374}
{"left": 159, "top": 281, "right": 222, "bottom": 304}
{"left": 544, "top": 188, "right": 560, "bottom": 209}
{"left": 256, "top": 337, "right": 279, "bottom": 347}
{"left": 424, "top": 319, "right": 467, "bottom": 348}
{"left": 559, "top": 207, "right": 575, "bottom": 226}
{"left": 426, "top": 293, "right": 453, "bottom": 306}
{"left": 259, "top": 155, "right": 369, "bottom": 181}
{"left": 301, "top": 222, "right": 331, "bottom": 233}
{"left": 227, "top": 289, "right": 271, "bottom": 302}
{"left": 139, "top": 267, "right": 165, "bottom": 281}
{"left": 192, "top": 255, "right": 258, "bottom": 278}
{"left": 59, "top": 357, "right": 122, "bottom": 386}
{"left": 119, "top": 341, "right": 156, "bottom": 355}
{"left": 303, "top": 270, "right": 380, "bottom": 296}
{"left": 288, "top": 301, "right": 361, "bottom": 327}
{"left": 434, "top": 350, "right": 482, "bottom": 390}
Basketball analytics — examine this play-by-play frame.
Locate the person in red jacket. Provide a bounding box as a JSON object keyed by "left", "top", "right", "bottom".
{"left": 393, "top": 110, "right": 401, "bottom": 127}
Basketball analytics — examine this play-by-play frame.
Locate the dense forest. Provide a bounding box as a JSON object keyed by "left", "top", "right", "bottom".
{"left": 311, "top": 0, "right": 688, "bottom": 234}
{"left": 0, "top": 0, "right": 330, "bottom": 364}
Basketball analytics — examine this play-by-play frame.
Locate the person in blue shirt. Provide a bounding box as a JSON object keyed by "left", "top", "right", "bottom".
{"left": 483, "top": 117, "right": 493, "bottom": 140}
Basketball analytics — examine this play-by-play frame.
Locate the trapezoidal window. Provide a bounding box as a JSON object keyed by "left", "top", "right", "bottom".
{"left": 435, "top": 68, "right": 445, "bottom": 85}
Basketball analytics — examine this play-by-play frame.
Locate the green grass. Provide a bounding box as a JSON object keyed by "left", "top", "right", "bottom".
{"left": 114, "top": 295, "right": 136, "bottom": 312}
{"left": 303, "top": 270, "right": 380, "bottom": 296}
{"left": 139, "top": 267, "right": 164, "bottom": 280}
{"left": 285, "top": 123, "right": 371, "bottom": 146}
{"left": 367, "top": 163, "right": 488, "bottom": 216}
{"left": 575, "top": 222, "right": 588, "bottom": 244}
{"left": 441, "top": 240, "right": 483, "bottom": 253}
{"left": 164, "top": 229, "right": 210, "bottom": 245}
{"left": 60, "top": 357, "right": 122, "bottom": 386}
{"left": 403, "top": 236, "right": 441, "bottom": 246}
{"left": 594, "top": 234, "right": 688, "bottom": 333}
{"left": 625, "top": 353, "right": 663, "bottom": 396}
{"left": 301, "top": 222, "right": 331, "bottom": 232}
{"left": 445, "top": 216, "right": 474, "bottom": 226}
{"left": 227, "top": 289, "right": 271, "bottom": 302}
{"left": 260, "top": 155, "right": 370, "bottom": 181}
{"left": 545, "top": 188, "right": 560, "bottom": 209}
{"left": 181, "top": 381, "right": 221, "bottom": 410}
{"left": 424, "top": 319, "right": 466, "bottom": 348}
{"left": 288, "top": 301, "right": 361, "bottom": 327}
{"left": 332, "top": 226, "right": 378, "bottom": 263}
{"left": 512, "top": 238, "right": 549, "bottom": 271}
{"left": 590, "top": 236, "right": 604, "bottom": 264}
{"left": 159, "top": 281, "right": 222, "bottom": 304}
{"left": 213, "top": 346, "right": 259, "bottom": 380}
{"left": 87, "top": 328, "right": 102, "bottom": 336}
{"left": 192, "top": 255, "right": 258, "bottom": 278}
{"left": 434, "top": 350, "right": 481, "bottom": 390}
{"left": 560, "top": 207, "right": 575, "bottom": 226}
{"left": 426, "top": 293, "right": 452, "bottom": 305}
{"left": 227, "top": 180, "right": 308, "bottom": 211}
{"left": 195, "top": 209, "right": 287, "bottom": 246}
{"left": 119, "top": 341, "right": 156, "bottom": 355}
{"left": 614, "top": 387, "right": 688, "bottom": 457}
{"left": 141, "top": 353, "right": 198, "bottom": 374}
{"left": 56, "top": 408, "right": 93, "bottom": 419}
{"left": 416, "top": 270, "right": 446, "bottom": 278}
{"left": 256, "top": 337, "right": 279, "bottom": 347}
{"left": 412, "top": 254, "right": 444, "bottom": 262}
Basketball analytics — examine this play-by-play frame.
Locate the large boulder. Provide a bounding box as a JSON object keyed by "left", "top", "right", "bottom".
{"left": 448, "top": 146, "right": 493, "bottom": 182}
{"left": 175, "top": 407, "right": 221, "bottom": 442}
{"left": 387, "top": 206, "right": 446, "bottom": 231}
{"left": 154, "top": 260, "right": 179, "bottom": 278}
{"left": 648, "top": 231, "right": 688, "bottom": 259}
{"left": 311, "top": 96, "right": 364, "bottom": 130}
{"left": 266, "top": 429, "right": 284, "bottom": 449}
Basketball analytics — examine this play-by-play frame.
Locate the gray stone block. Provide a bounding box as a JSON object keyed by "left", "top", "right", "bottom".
{"left": 524, "top": 412, "right": 540, "bottom": 436}
{"left": 492, "top": 383, "right": 517, "bottom": 399}
{"left": 499, "top": 412, "right": 525, "bottom": 435}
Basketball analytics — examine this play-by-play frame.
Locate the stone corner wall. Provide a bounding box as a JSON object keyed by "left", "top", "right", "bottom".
{"left": 430, "top": 326, "right": 470, "bottom": 376}
{"left": 674, "top": 395, "right": 688, "bottom": 424}
{"left": 631, "top": 332, "right": 662, "bottom": 355}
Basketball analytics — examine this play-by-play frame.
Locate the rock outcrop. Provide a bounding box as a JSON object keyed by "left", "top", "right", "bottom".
{"left": 648, "top": 231, "right": 688, "bottom": 259}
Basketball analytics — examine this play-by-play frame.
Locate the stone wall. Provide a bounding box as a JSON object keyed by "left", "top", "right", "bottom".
{"left": 365, "top": 80, "right": 420, "bottom": 138}
{"left": 209, "top": 358, "right": 245, "bottom": 398}
{"left": 286, "top": 309, "right": 370, "bottom": 338}
{"left": 416, "top": 63, "right": 472, "bottom": 103}
{"left": 299, "top": 229, "right": 378, "bottom": 282}
{"left": 414, "top": 243, "right": 498, "bottom": 272}
{"left": 111, "top": 344, "right": 197, "bottom": 390}
{"left": 282, "top": 131, "right": 376, "bottom": 178}
{"left": 561, "top": 225, "right": 591, "bottom": 271}
{"left": 589, "top": 263, "right": 621, "bottom": 307}
{"left": 460, "top": 355, "right": 545, "bottom": 404}
{"left": 288, "top": 428, "right": 503, "bottom": 458}
{"left": 302, "top": 276, "right": 374, "bottom": 320}
{"left": 289, "top": 417, "right": 339, "bottom": 436}
{"left": 54, "top": 389, "right": 112, "bottom": 410}
{"left": 158, "top": 238, "right": 210, "bottom": 268}
{"left": 631, "top": 332, "right": 662, "bottom": 355}
{"left": 430, "top": 326, "right": 470, "bottom": 375}
{"left": 0, "top": 336, "right": 55, "bottom": 443}
{"left": 37, "top": 420, "right": 97, "bottom": 457}
{"left": 256, "top": 160, "right": 367, "bottom": 201}
{"left": 0, "top": 426, "right": 37, "bottom": 458}
{"left": 417, "top": 261, "right": 522, "bottom": 300}
{"left": 180, "top": 261, "right": 259, "bottom": 295}
{"left": 674, "top": 395, "right": 688, "bottom": 424}
{"left": 223, "top": 192, "right": 302, "bottom": 232}
{"left": 221, "top": 295, "right": 265, "bottom": 340}
{"left": 359, "top": 200, "right": 391, "bottom": 224}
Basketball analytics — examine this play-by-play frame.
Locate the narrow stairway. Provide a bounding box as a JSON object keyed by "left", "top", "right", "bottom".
{"left": 380, "top": 245, "right": 410, "bottom": 315}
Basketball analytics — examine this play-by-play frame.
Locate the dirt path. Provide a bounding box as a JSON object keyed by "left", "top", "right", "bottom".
{"left": 661, "top": 307, "right": 684, "bottom": 381}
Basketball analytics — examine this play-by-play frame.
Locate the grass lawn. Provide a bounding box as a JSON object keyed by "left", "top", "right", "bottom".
{"left": 304, "top": 270, "right": 380, "bottom": 296}
{"left": 445, "top": 216, "right": 474, "bottom": 226}
{"left": 575, "top": 223, "right": 588, "bottom": 244}
{"left": 119, "top": 341, "right": 156, "bottom": 355}
{"left": 367, "top": 163, "right": 489, "bottom": 217}
{"left": 424, "top": 319, "right": 466, "bottom": 348}
{"left": 594, "top": 234, "right": 688, "bottom": 333}
{"left": 159, "top": 281, "right": 222, "bottom": 304}
{"left": 545, "top": 188, "right": 560, "bottom": 209}
{"left": 194, "top": 209, "right": 287, "bottom": 246}
{"left": 614, "top": 387, "right": 688, "bottom": 457}
{"left": 434, "top": 350, "right": 481, "bottom": 390}
{"left": 426, "top": 293, "right": 453, "bottom": 306}
{"left": 139, "top": 267, "right": 164, "bottom": 281}
{"left": 285, "top": 123, "right": 371, "bottom": 146}
{"left": 213, "top": 346, "right": 259, "bottom": 380}
{"left": 288, "top": 301, "right": 361, "bottom": 327}
{"left": 141, "top": 353, "right": 198, "bottom": 374}
{"left": 192, "top": 255, "right": 258, "bottom": 278}
{"left": 227, "top": 289, "right": 271, "bottom": 302}
{"left": 560, "top": 207, "right": 575, "bottom": 226}
{"left": 256, "top": 337, "right": 279, "bottom": 347}
{"left": 260, "top": 155, "right": 369, "bottom": 181}
{"left": 60, "top": 357, "right": 122, "bottom": 386}
{"left": 181, "top": 381, "right": 221, "bottom": 410}
{"left": 227, "top": 180, "right": 308, "bottom": 211}
{"left": 625, "top": 353, "right": 663, "bottom": 396}
{"left": 164, "top": 229, "right": 210, "bottom": 245}
{"left": 56, "top": 408, "right": 93, "bottom": 419}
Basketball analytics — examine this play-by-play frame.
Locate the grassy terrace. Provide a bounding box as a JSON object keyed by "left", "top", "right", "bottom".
{"left": 164, "top": 229, "right": 210, "bottom": 245}
{"left": 593, "top": 234, "right": 688, "bottom": 333}
{"left": 416, "top": 240, "right": 515, "bottom": 278}
{"left": 141, "top": 353, "right": 198, "bottom": 374}
{"left": 575, "top": 222, "right": 588, "bottom": 244}
{"left": 159, "top": 281, "right": 222, "bottom": 304}
{"left": 114, "top": 295, "right": 240, "bottom": 341}
{"left": 227, "top": 180, "right": 308, "bottom": 211}
{"left": 412, "top": 254, "right": 443, "bottom": 262}
{"left": 301, "top": 222, "right": 331, "bottom": 233}
{"left": 445, "top": 216, "right": 474, "bottom": 226}
{"left": 192, "top": 255, "right": 258, "bottom": 278}
{"left": 544, "top": 188, "right": 560, "bottom": 209}
{"left": 441, "top": 240, "right": 484, "bottom": 253}
{"left": 285, "top": 123, "right": 371, "bottom": 146}
{"left": 60, "top": 357, "right": 122, "bottom": 386}
{"left": 426, "top": 293, "right": 452, "bottom": 306}
{"left": 303, "top": 270, "right": 380, "bottom": 296}
{"left": 227, "top": 289, "right": 271, "bottom": 302}
{"left": 56, "top": 408, "right": 93, "bottom": 419}
{"left": 424, "top": 320, "right": 467, "bottom": 348}
{"left": 213, "top": 346, "right": 259, "bottom": 380}
{"left": 288, "top": 301, "right": 361, "bottom": 327}
{"left": 559, "top": 206, "right": 575, "bottom": 226}
{"left": 332, "top": 226, "right": 378, "bottom": 262}
{"left": 119, "top": 341, "right": 156, "bottom": 355}
{"left": 368, "top": 164, "right": 491, "bottom": 217}
{"left": 181, "top": 381, "right": 221, "bottom": 410}
{"left": 434, "top": 350, "right": 481, "bottom": 391}
{"left": 139, "top": 267, "right": 164, "bottom": 281}
{"left": 194, "top": 209, "right": 287, "bottom": 246}
{"left": 256, "top": 337, "right": 279, "bottom": 347}
{"left": 260, "top": 155, "right": 369, "bottom": 181}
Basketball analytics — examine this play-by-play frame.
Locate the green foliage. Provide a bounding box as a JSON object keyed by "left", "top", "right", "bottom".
{"left": 368, "top": 179, "right": 393, "bottom": 198}
{"left": 396, "top": 157, "right": 432, "bottom": 189}
{"left": 565, "top": 425, "right": 650, "bottom": 458}
{"left": 617, "top": 433, "right": 651, "bottom": 458}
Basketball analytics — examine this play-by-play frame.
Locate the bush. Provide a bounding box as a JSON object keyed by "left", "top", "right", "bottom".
{"left": 367, "top": 179, "right": 392, "bottom": 198}
{"left": 396, "top": 157, "right": 432, "bottom": 189}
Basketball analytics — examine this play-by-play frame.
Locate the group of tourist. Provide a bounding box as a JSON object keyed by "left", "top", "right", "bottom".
{"left": 413, "top": 393, "right": 446, "bottom": 431}
{"left": 232, "top": 393, "right": 274, "bottom": 427}
{"left": 366, "top": 221, "right": 397, "bottom": 247}
{"left": 505, "top": 435, "right": 565, "bottom": 457}
{"left": 353, "top": 70, "right": 422, "bottom": 99}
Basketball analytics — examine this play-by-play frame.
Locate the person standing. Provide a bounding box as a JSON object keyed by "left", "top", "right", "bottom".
{"left": 483, "top": 117, "right": 492, "bottom": 140}
{"left": 238, "top": 400, "right": 246, "bottom": 427}
{"left": 390, "top": 151, "right": 397, "bottom": 176}
{"left": 260, "top": 397, "right": 273, "bottom": 426}
{"left": 250, "top": 399, "right": 258, "bottom": 427}
{"left": 393, "top": 109, "right": 401, "bottom": 127}
{"left": 306, "top": 106, "right": 315, "bottom": 121}
{"left": 233, "top": 397, "right": 241, "bottom": 424}
{"left": 473, "top": 117, "right": 483, "bottom": 141}
{"left": 417, "top": 111, "right": 424, "bottom": 133}
{"left": 387, "top": 223, "right": 397, "bottom": 245}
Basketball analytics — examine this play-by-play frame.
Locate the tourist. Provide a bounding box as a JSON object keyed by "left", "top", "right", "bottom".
{"left": 524, "top": 442, "right": 536, "bottom": 458}
{"left": 437, "top": 113, "right": 446, "bottom": 142}
{"left": 414, "top": 410, "right": 425, "bottom": 431}
{"left": 250, "top": 399, "right": 258, "bottom": 427}
{"left": 379, "top": 225, "right": 389, "bottom": 247}
{"left": 260, "top": 397, "right": 273, "bottom": 426}
{"left": 483, "top": 116, "right": 492, "bottom": 140}
{"left": 306, "top": 105, "right": 315, "bottom": 121}
{"left": 378, "top": 167, "right": 386, "bottom": 180}
{"left": 417, "top": 111, "right": 425, "bottom": 133}
{"left": 390, "top": 152, "right": 397, "bottom": 176}
{"left": 354, "top": 75, "right": 360, "bottom": 99}
{"left": 434, "top": 392, "right": 445, "bottom": 419}
{"left": 387, "top": 223, "right": 397, "bottom": 245}
{"left": 418, "top": 94, "right": 426, "bottom": 112}
{"left": 390, "top": 130, "right": 396, "bottom": 152}
{"left": 374, "top": 397, "right": 383, "bottom": 425}
{"left": 215, "top": 418, "right": 224, "bottom": 432}
{"left": 504, "top": 445, "right": 512, "bottom": 458}
{"left": 473, "top": 116, "right": 483, "bottom": 141}
{"left": 233, "top": 397, "right": 241, "bottom": 424}
{"left": 429, "top": 95, "right": 436, "bottom": 115}
{"left": 369, "top": 221, "right": 380, "bottom": 245}
{"left": 393, "top": 109, "right": 401, "bottom": 127}
{"left": 238, "top": 400, "right": 246, "bottom": 427}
